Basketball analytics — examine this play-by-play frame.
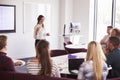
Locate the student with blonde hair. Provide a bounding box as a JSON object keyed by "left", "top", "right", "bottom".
{"left": 78, "top": 41, "right": 108, "bottom": 80}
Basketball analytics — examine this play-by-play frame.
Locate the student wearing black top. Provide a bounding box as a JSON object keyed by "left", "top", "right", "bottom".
{"left": 0, "top": 35, "right": 15, "bottom": 71}
{"left": 106, "top": 36, "right": 120, "bottom": 77}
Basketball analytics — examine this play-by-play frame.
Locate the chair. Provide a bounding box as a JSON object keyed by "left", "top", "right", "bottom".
{"left": 50, "top": 50, "right": 68, "bottom": 57}
{"left": 0, "top": 71, "right": 75, "bottom": 80}
{"left": 107, "top": 78, "right": 120, "bottom": 80}
{"left": 63, "top": 41, "right": 73, "bottom": 48}
{"left": 63, "top": 41, "right": 87, "bottom": 54}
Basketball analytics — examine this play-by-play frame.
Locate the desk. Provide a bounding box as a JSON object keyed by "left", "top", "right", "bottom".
{"left": 15, "top": 53, "right": 86, "bottom": 79}
{"left": 65, "top": 44, "right": 87, "bottom": 49}
{"left": 15, "top": 52, "right": 112, "bottom": 79}
{"left": 51, "top": 52, "right": 87, "bottom": 73}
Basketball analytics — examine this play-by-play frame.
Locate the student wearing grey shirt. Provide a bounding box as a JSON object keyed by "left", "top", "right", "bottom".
{"left": 78, "top": 41, "right": 108, "bottom": 80}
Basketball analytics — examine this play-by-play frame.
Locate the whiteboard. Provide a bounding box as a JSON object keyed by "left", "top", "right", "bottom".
{"left": 0, "top": 5, "right": 15, "bottom": 33}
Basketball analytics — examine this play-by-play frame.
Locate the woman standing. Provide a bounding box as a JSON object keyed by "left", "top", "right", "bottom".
{"left": 78, "top": 41, "right": 108, "bottom": 80}
{"left": 34, "top": 15, "right": 49, "bottom": 47}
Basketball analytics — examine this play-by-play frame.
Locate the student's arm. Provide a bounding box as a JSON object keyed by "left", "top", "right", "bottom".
{"left": 77, "top": 63, "right": 85, "bottom": 80}
{"left": 4, "top": 57, "right": 15, "bottom": 71}
{"left": 103, "top": 62, "right": 109, "bottom": 78}
{"left": 52, "top": 63, "right": 61, "bottom": 78}
{"left": 103, "top": 48, "right": 110, "bottom": 54}
{"left": 100, "top": 35, "right": 107, "bottom": 44}
{"left": 106, "top": 53, "right": 113, "bottom": 66}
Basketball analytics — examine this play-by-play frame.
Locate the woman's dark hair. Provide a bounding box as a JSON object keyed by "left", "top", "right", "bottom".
{"left": 37, "top": 15, "right": 44, "bottom": 27}
{"left": 107, "top": 26, "right": 113, "bottom": 28}
{"left": 36, "top": 40, "right": 52, "bottom": 76}
{"left": 113, "top": 28, "right": 120, "bottom": 38}
{"left": 109, "top": 36, "right": 120, "bottom": 48}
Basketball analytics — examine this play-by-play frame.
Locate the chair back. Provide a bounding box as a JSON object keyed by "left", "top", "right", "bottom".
{"left": 50, "top": 50, "right": 68, "bottom": 57}
{"left": 63, "top": 41, "right": 72, "bottom": 48}
{"left": 0, "top": 71, "right": 75, "bottom": 80}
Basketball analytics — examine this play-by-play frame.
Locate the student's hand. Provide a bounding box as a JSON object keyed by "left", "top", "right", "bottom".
{"left": 14, "top": 61, "right": 23, "bottom": 66}
{"left": 103, "top": 48, "right": 109, "bottom": 54}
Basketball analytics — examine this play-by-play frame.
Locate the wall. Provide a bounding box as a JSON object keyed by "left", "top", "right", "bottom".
{"left": 72, "top": 0, "right": 90, "bottom": 43}
{"left": 0, "top": 0, "right": 91, "bottom": 58}
{"left": 59, "top": 0, "right": 90, "bottom": 48}
{"left": 59, "top": 0, "right": 73, "bottom": 48}
{"left": 0, "top": 0, "right": 60, "bottom": 59}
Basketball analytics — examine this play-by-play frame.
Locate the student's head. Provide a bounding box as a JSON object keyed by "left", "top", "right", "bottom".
{"left": 0, "top": 35, "right": 7, "bottom": 51}
{"left": 107, "top": 36, "right": 120, "bottom": 51}
{"left": 111, "top": 28, "right": 120, "bottom": 38}
{"left": 36, "top": 40, "right": 52, "bottom": 76}
{"left": 107, "top": 26, "right": 113, "bottom": 34}
{"left": 86, "top": 41, "right": 106, "bottom": 80}
{"left": 37, "top": 15, "right": 45, "bottom": 26}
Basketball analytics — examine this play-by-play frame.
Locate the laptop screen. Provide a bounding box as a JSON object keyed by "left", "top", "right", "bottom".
{"left": 68, "top": 58, "right": 84, "bottom": 71}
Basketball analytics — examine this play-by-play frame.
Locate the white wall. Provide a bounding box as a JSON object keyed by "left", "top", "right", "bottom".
{"left": 0, "top": 0, "right": 60, "bottom": 59}
{"left": 0, "top": 0, "right": 91, "bottom": 59}
{"left": 73, "top": 0, "right": 90, "bottom": 43}
{"left": 59, "top": 0, "right": 90, "bottom": 48}
{"left": 59, "top": 0, "right": 73, "bottom": 48}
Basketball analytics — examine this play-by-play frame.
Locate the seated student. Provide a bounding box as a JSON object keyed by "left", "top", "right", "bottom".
{"left": 78, "top": 41, "right": 108, "bottom": 80}
{"left": 27, "top": 40, "right": 60, "bottom": 77}
{"left": 111, "top": 28, "right": 120, "bottom": 48}
{"left": 100, "top": 26, "right": 113, "bottom": 45}
{"left": 0, "top": 35, "right": 15, "bottom": 71}
{"left": 106, "top": 36, "right": 120, "bottom": 77}
{"left": 111, "top": 28, "right": 120, "bottom": 38}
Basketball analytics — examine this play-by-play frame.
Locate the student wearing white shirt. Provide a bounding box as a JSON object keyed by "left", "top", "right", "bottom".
{"left": 34, "top": 15, "right": 49, "bottom": 47}
{"left": 100, "top": 26, "right": 113, "bottom": 45}
{"left": 100, "top": 26, "right": 113, "bottom": 50}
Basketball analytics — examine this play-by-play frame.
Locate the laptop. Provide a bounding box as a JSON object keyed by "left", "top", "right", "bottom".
{"left": 68, "top": 57, "right": 84, "bottom": 74}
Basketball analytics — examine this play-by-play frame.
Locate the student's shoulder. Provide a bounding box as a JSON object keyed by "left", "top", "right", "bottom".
{"left": 2, "top": 55, "right": 13, "bottom": 63}
{"left": 81, "top": 60, "right": 93, "bottom": 67}
{"left": 108, "top": 49, "right": 120, "bottom": 56}
{"left": 107, "top": 50, "right": 116, "bottom": 56}
{"left": 103, "top": 61, "right": 108, "bottom": 67}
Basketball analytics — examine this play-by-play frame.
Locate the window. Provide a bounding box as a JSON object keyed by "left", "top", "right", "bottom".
{"left": 96, "top": 0, "right": 112, "bottom": 42}
{"left": 90, "top": 0, "right": 120, "bottom": 42}
{"left": 115, "top": 0, "right": 120, "bottom": 28}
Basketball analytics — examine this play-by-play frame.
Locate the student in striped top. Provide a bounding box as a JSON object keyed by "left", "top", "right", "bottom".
{"left": 27, "top": 40, "right": 60, "bottom": 77}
